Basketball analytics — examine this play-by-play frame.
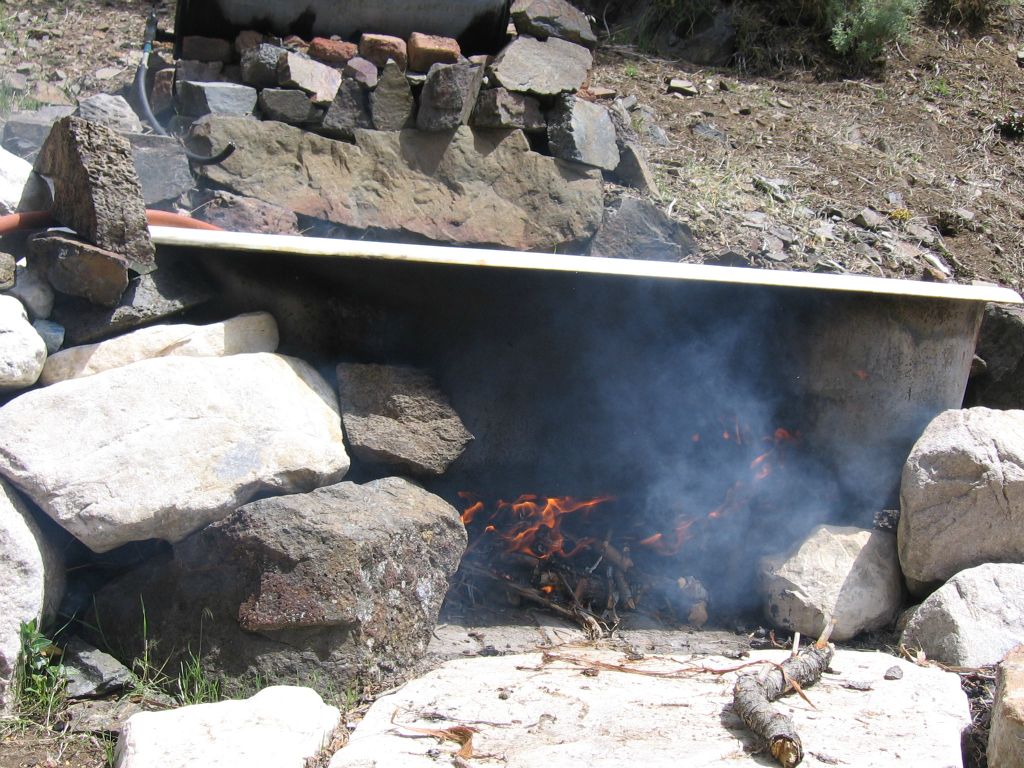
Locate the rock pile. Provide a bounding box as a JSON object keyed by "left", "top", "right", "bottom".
{"left": 0, "top": 114, "right": 476, "bottom": 712}
{"left": 0, "top": 0, "right": 690, "bottom": 258}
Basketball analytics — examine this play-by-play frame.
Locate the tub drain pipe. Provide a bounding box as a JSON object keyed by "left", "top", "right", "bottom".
{"left": 134, "top": 13, "right": 235, "bottom": 166}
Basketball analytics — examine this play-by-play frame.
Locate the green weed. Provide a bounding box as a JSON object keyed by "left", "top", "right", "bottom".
{"left": 15, "top": 620, "right": 66, "bottom": 726}
{"left": 176, "top": 649, "right": 221, "bottom": 705}
{"left": 927, "top": 77, "right": 952, "bottom": 96}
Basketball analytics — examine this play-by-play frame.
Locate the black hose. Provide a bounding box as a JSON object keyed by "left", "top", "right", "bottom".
{"left": 134, "top": 13, "right": 236, "bottom": 166}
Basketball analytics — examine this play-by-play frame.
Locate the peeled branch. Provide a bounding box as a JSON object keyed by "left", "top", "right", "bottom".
{"left": 732, "top": 644, "right": 834, "bottom": 768}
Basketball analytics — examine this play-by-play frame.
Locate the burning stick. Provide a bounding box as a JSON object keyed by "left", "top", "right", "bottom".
{"left": 460, "top": 562, "right": 604, "bottom": 638}
{"left": 613, "top": 566, "right": 635, "bottom": 610}
{"left": 599, "top": 540, "right": 633, "bottom": 572}
{"left": 732, "top": 642, "right": 834, "bottom": 768}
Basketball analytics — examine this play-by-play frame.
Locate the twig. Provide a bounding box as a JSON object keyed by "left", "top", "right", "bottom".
{"left": 733, "top": 645, "right": 835, "bottom": 768}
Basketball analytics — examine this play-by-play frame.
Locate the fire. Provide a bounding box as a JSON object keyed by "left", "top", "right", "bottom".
{"left": 638, "top": 516, "right": 695, "bottom": 556}
{"left": 460, "top": 500, "right": 484, "bottom": 525}
{"left": 461, "top": 426, "right": 799, "bottom": 564}
{"left": 459, "top": 493, "right": 615, "bottom": 560}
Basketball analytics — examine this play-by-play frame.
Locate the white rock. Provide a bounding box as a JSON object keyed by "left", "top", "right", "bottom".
{"left": 329, "top": 648, "right": 969, "bottom": 768}
{"left": 989, "top": 645, "right": 1024, "bottom": 768}
{"left": 901, "top": 563, "right": 1024, "bottom": 667}
{"left": 0, "top": 294, "right": 46, "bottom": 391}
{"left": 40, "top": 312, "right": 279, "bottom": 385}
{"left": 0, "top": 353, "right": 349, "bottom": 552}
{"left": 0, "top": 478, "right": 64, "bottom": 714}
{"left": 3, "top": 261, "right": 55, "bottom": 320}
{"left": 116, "top": 686, "right": 339, "bottom": 768}
{"left": 899, "top": 408, "right": 1024, "bottom": 594}
{"left": 0, "top": 145, "right": 50, "bottom": 215}
{"left": 759, "top": 525, "right": 903, "bottom": 641}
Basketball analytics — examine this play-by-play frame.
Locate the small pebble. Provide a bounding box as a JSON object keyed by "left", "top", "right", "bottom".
{"left": 884, "top": 666, "right": 904, "bottom": 681}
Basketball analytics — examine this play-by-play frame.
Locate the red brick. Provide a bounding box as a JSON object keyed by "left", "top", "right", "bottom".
{"left": 309, "top": 37, "right": 358, "bottom": 65}
{"left": 408, "top": 32, "right": 461, "bottom": 72}
{"left": 359, "top": 33, "right": 407, "bottom": 70}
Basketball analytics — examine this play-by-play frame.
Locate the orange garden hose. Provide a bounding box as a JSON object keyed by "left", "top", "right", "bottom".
{"left": 0, "top": 209, "right": 223, "bottom": 236}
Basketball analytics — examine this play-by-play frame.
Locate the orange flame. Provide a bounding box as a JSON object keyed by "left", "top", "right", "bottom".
{"left": 638, "top": 516, "right": 695, "bottom": 556}
{"left": 460, "top": 494, "right": 615, "bottom": 560}
{"left": 460, "top": 501, "right": 484, "bottom": 525}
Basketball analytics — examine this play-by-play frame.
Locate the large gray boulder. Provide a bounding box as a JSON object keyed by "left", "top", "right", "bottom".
{"left": 89, "top": 477, "right": 466, "bottom": 694}
{"left": 511, "top": 0, "right": 597, "bottom": 48}
{"left": 320, "top": 80, "right": 373, "bottom": 141}
{"left": 899, "top": 408, "right": 1024, "bottom": 594}
{"left": 759, "top": 525, "right": 903, "bottom": 641}
{"left": 116, "top": 687, "right": 340, "bottom": 768}
{"left": 0, "top": 295, "right": 46, "bottom": 391}
{"left": 970, "top": 303, "right": 1024, "bottom": 409}
{"left": 190, "top": 190, "right": 301, "bottom": 234}
{"left": 34, "top": 117, "right": 155, "bottom": 275}
{"left": 40, "top": 312, "right": 279, "bottom": 385}
{"left": 240, "top": 44, "right": 285, "bottom": 89}
{"left": 1, "top": 106, "right": 76, "bottom": 162}
{"left": 900, "top": 563, "right": 1024, "bottom": 667}
{"left": 2, "top": 259, "right": 54, "bottom": 320}
{"left": 416, "top": 62, "right": 484, "bottom": 131}
{"left": 52, "top": 260, "right": 215, "bottom": 345}
{"left": 589, "top": 198, "right": 698, "bottom": 260}
{"left": 177, "top": 81, "right": 258, "bottom": 118}
{"left": 258, "top": 88, "right": 324, "bottom": 126}
{"left": 190, "top": 118, "right": 603, "bottom": 251}
{"left": 990, "top": 645, "right": 1024, "bottom": 768}
{"left": 471, "top": 87, "right": 544, "bottom": 132}
{"left": 546, "top": 95, "right": 619, "bottom": 171}
{"left": 337, "top": 363, "right": 473, "bottom": 477}
{"left": 0, "top": 478, "right": 64, "bottom": 714}
{"left": 63, "top": 638, "right": 132, "bottom": 699}
{"left": 489, "top": 36, "right": 593, "bottom": 96}
{"left": 0, "top": 353, "right": 349, "bottom": 552}
{"left": 30, "top": 232, "right": 129, "bottom": 309}
{"left": 75, "top": 94, "right": 144, "bottom": 134}
{"left": 127, "top": 134, "right": 194, "bottom": 207}
{"left": 370, "top": 61, "right": 415, "bottom": 131}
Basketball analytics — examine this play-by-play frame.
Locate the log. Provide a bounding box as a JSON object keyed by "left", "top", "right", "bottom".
{"left": 732, "top": 644, "right": 834, "bottom": 768}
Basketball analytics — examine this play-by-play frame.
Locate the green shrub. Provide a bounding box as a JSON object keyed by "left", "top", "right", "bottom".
{"left": 831, "top": 0, "right": 922, "bottom": 60}
{"left": 751, "top": 0, "right": 921, "bottom": 62}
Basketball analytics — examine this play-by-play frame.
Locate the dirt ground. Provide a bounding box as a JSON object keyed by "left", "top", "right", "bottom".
{"left": 588, "top": 13, "right": 1024, "bottom": 290}
{"left": 0, "top": 1, "right": 1020, "bottom": 765}
{"left": 0, "top": 724, "right": 110, "bottom": 768}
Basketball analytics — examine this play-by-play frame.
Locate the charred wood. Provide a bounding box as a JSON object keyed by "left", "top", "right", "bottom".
{"left": 732, "top": 644, "right": 834, "bottom": 768}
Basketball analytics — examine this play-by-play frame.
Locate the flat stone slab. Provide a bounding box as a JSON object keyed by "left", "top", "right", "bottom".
{"left": 330, "top": 648, "right": 969, "bottom": 768}
{"left": 190, "top": 118, "right": 603, "bottom": 251}
{"left": 489, "top": 36, "right": 592, "bottom": 97}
